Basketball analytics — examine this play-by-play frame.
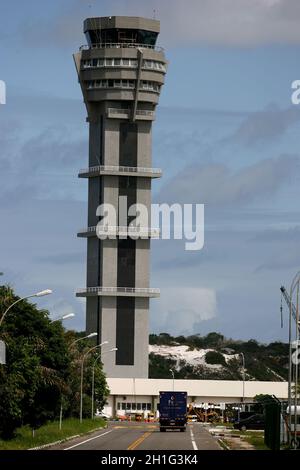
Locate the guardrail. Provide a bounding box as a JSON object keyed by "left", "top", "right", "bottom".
{"left": 78, "top": 226, "right": 160, "bottom": 237}
{"left": 78, "top": 165, "right": 161, "bottom": 176}
{"left": 108, "top": 108, "right": 154, "bottom": 117}
{"left": 79, "top": 43, "right": 164, "bottom": 52}
{"left": 77, "top": 287, "right": 160, "bottom": 295}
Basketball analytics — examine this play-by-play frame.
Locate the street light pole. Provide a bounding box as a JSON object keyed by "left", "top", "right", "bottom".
{"left": 80, "top": 341, "right": 108, "bottom": 423}
{"left": 50, "top": 313, "right": 75, "bottom": 323}
{"left": 288, "top": 271, "right": 300, "bottom": 447}
{"left": 0, "top": 289, "right": 52, "bottom": 328}
{"left": 294, "top": 282, "right": 300, "bottom": 448}
{"left": 58, "top": 331, "right": 98, "bottom": 430}
{"left": 169, "top": 369, "right": 174, "bottom": 392}
{"left": 91, "top": 348, "right": 118, "bottom": 419}
{"left": 69, "top": 332, "right": 97, "bottom": 349}
{"left": 240, "top": 353, "right": 245, "bottom": 406}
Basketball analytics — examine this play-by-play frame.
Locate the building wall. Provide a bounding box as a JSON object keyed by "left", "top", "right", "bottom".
{"left": 102, "top": 378, "right": 289, "bottom": 417}
{"left": 107, "top": 378, "right": 289, "bottom": 400}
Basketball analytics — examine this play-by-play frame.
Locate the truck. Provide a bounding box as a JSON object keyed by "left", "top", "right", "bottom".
{"left": 159, "top": 391, "right": 187, "bottom": 432}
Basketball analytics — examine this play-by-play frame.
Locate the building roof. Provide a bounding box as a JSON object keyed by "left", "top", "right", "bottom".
{"left": 84, "top": 16, "right": 160, "bottom": 34}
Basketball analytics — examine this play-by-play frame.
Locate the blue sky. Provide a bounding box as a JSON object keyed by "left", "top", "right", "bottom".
{"left": 1, "top": 0, "right": 300, "bottom": 342}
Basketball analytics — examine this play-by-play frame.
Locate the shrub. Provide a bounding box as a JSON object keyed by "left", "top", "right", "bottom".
{"left": 205, "top": 351, "right": 226, "bottom": 366}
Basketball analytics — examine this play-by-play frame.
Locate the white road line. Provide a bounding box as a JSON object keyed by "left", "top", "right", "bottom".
{"left": 64, "top": 429, "right": 113, "bottom": 450}
{"left": 190, "top": 427, "right": 198, "bottom": 451}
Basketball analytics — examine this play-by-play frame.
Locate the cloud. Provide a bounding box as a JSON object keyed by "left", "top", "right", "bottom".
{"left": 36, "top": 252, "right": 85, "bottom": 265}
{"left": 229, "top": 105, "right": 300, "bottom": 146}
{"left": 20, "top": 128, "right": 86, "bottom": 172}
{"left": 14, "top": 0, "right": 300, "bottom": 48}
{"left": 0, "top": 198, "right": 87, "bottom": 331}
{"left": 251, "top": 226, "right": 300, "bottom": 243}
{"left": 157, "top": 0, "right": 300, "bottom": 47}
{"left": 0, "top": 120, "right": 87, "bottom": 204}
{"left": 256, "top": 250, "right": 300, "bottom": 272}
{"left": 151, "top": 287, "right": 217, "bottom": 336}
{"left": 157, "top": 154, "right": 299, "bottom": 206}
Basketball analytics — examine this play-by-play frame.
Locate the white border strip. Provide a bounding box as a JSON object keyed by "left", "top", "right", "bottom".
{"left": 64, "top": 430, "right": 113, "bottom": 450}
{"left": 190, "top": 427, "right": 198, "bottom": 451}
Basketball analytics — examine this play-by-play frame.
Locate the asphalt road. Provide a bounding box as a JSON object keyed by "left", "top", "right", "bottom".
{"left": 51, "top": 422, "right": 221, "bottom": 451}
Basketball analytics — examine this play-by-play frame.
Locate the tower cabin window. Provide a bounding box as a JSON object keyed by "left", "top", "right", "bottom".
{"left": 86, "top": 29, "right": 158, "bottom": 47}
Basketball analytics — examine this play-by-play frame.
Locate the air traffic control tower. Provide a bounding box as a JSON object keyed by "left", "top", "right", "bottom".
{"left": 74, "top": 16, "right": 167, "bottom": 378}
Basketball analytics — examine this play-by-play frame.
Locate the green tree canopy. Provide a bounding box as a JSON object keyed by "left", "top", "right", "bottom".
{"left": 0, "top": 286, "right": 108, "bottom": 438}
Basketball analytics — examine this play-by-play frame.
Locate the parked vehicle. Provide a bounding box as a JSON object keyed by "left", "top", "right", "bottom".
{"left": 238, "top": 411, "right": 256, "bottom": 421}
{"left": 233, "top": 413, "right": 265, "bottom": 431}
{"left": 95, "top": 410, "right": 110, "bottom": 420}
{"left": 159, "top": 391, "right": 187, "bottom": 432}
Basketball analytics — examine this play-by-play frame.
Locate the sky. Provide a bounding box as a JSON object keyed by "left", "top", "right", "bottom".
{"left": 1, "top": 0, "right": 300, "bottom": 342}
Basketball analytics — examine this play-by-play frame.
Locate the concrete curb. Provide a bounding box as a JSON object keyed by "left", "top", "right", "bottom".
{"left": 218, "top": 438, "right": 230, "bottom": 450}
{"left": 29, "top": 423, "right": 108, "bottom": 450}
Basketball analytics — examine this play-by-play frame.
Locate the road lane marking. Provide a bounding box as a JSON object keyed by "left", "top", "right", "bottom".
{"left": 64, "top": 430, "right": 113, "bottom": 450}
{"left": 127, "top": 431, "right": 152, "bottom": 450}
{"left": 113, "top": 425, "right": 157, "bottom": 430}
{"left": 190, "top": 427, "right": 198, "bottom": 451}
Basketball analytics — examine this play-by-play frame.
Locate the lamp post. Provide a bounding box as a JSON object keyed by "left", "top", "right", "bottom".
{"left": 58, "top": 331, "right": 98, "bottom": 430}
{"left": 294, "top": 282, "right": 300, "bottom": 449}
{"left": 69, "top": 332, "right": 97, "bottom": 348}
{"left": 50, "top": 313, "right": 75, "bottom": 323}
{"left": 91, "top": 348, "right": 118, "bottom": 419}
{"left": 240, "top": 353, "right": 245, "bottom": 407}
{"left": 0, "top": 289, "right": 52, "bottom": 328}
{"left": 80, "top": 341, "right": 108, "bottom": 423}
{"left": 288, "top": 271, "right": 300, "bottom": 447}
{"left": 169, "top": 369, "right": 175, "bottom": 392}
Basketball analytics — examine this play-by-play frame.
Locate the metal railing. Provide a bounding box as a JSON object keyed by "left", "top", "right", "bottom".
{"left": 78, "top": 226, "right": 160, "bottom": 237}
{"left": 136, "top": 109, "right": 154, "bottom": 116}
{"left": 107, "top": 108, "right": 154, "bottom": 117}
{"left": 77, "top": 286, "right": 160, "bottom": 295}
{"left": 79, "top": 42, "right": 164, "bottom": 52}
{"left": 78, "top": 165, "right": 161, "bottom": 176}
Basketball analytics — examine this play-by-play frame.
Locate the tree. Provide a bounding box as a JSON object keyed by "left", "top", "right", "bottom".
{"left": 64, "top": 343, "right": 109, "bottom": 418}
{"left": 205, "top": 350, "right": 226, "bottom": 366}
{"left": 253, "top": 394, "right": 276, "bottom": 413}
{"left": 0, "top": 286, "right": 109, "bottom": 437}
{"left": 149, "top": 353, "right": 176, "bottom": 379}
{"left": 0, "top": 286, "right": 71, "bottom": 437}
{"left": 202, "top": 332, "right": 224, "bottom": 348}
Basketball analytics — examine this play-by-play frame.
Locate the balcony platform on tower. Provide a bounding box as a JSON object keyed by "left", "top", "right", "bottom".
{"left": 78, "top": 165, "right": 162, "bottom": 178}
{"left": 106, "top": 108, "right": 155, "bottom": 121}
{"left": 77, "top": 226, "right": 160, "bottom": 238}
{"left": 76, "top": 286, "right": 160, "bottom": 298}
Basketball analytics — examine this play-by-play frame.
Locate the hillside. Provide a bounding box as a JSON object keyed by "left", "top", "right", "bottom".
{"left": 149, "top": 332, "right": 288, "bottom": 381}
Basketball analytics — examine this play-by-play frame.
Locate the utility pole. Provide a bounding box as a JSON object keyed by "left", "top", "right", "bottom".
{"left": 240, "top": 353, "right": 245, "bottom": 407}
{"left": 288, "top": 272, "right": 300, "bottom": 448}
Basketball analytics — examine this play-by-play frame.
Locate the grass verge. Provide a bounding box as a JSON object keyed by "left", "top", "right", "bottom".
{"left": 0, "top": 418, "right": 106, "bottom": 450}
{"left": 242, "top": 432, "right": 269, "bottom": 450}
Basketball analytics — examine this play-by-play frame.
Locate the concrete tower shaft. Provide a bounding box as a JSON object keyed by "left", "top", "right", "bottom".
{"left": 74, "top": 16, "right": 167, "bottom": 378}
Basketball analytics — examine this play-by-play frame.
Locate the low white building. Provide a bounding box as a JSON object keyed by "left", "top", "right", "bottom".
{"left": 103, "top": 378, "right": 288, "bottom": 417}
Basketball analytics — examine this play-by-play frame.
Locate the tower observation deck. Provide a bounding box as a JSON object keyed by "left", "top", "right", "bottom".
{"left": 74, "top": 16, "right": 167, "bottom": 378}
